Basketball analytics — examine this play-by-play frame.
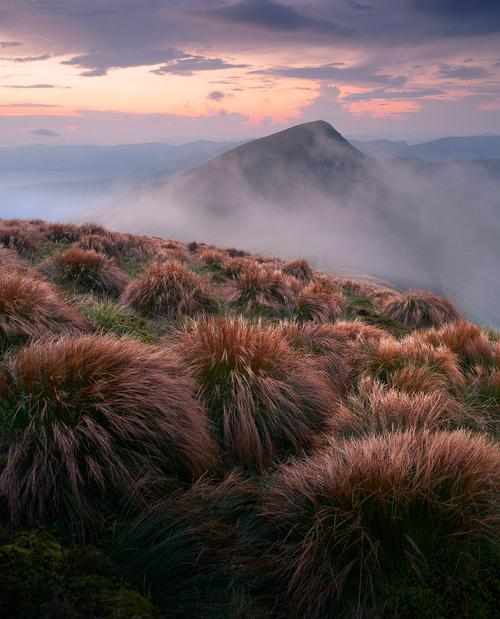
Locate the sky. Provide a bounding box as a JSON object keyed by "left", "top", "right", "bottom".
{"left": 0, "top": 0, "right": 499, "bottom": 145}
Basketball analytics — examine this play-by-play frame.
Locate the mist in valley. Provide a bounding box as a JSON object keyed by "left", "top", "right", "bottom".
{"left": 85, "top": 125, "right": 500, "bottom": 326}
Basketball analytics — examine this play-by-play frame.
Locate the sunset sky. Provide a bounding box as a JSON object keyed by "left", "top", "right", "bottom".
{"left": 1, "top": 1, "right": 499, "bottom": 145}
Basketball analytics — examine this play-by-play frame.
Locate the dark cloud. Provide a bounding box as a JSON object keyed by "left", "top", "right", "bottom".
{"left": 202, "top": 0, "right": 347, "bottom": 34}
{"left": 256, "top": 63, "right": 406, "bottom": 86}
{"left": 62, "top": 49, "right": 185, "bottom": 76}
{"left": 0, "top": 41, "right": 22, "bottom": 48}
{"left": 29, "top": 128, "right": 59, "bottom": 136}
{"left": 343, "top": 87, "right": 444, "bottom": 101}
{"left": 437, "top": 64, "right": 489, "bottom": 80}
{"left": 208, "top": 90, "right": 225, "bottom": 100}
{"left": 412, "top": 0, "right": 500, "bottom": 34}
{"left": 153, "top": 55, "right": 249, "bottom": 76}
{"left": 1, "top": 54, "right": 51, "bottom": 62}
{"left": 5, "top": 83, "right": 57, "bottom": 89}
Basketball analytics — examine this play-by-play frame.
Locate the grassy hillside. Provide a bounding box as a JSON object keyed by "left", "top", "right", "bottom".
{"left": 0, "top": 217, "right": 498, "bottom": 618}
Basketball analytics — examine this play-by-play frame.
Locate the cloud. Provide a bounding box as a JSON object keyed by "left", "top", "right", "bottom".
{"left": 256, "top": 63, "right": 406, "bottom": 86}
{"left": 201, "top": 0, "right": 347, "bottom": 34}
{"left": 0, "top": 102, "right": 59, "bottom": 107}
{"left": 1, "top": 54, "right": 51, "bottom": 62}
{"left": 153, "top": 55, "right": 249, "bottom": 77}
{"left": 208, "top": 90, "right": 225, "bottom": 101}
{"left": 5, "top": 83, "right": 57, "bottom": 89}
{"left": 437, "top": 64, "right": 489, "bottom": 80}
{"left": 29, "top": 128, "right": 59, "bottom": 136}
{"left": 0, "top": 41, "right": 22, "bottom": 48}
{"left": 62, "top": 48, "right": 185, "bottom": 77}
{"left": 342, "top": 87, "right": 444, "bottom": 101}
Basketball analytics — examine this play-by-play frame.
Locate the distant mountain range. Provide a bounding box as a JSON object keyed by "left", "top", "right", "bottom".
{"left": 0, "top": 140, "right": 240, "bottom": 219}
{"left": 351, "top": 135, "right": 500, "bottom": 161}
{"left": 87, "top": 121, "right": 499, "bottom": 326}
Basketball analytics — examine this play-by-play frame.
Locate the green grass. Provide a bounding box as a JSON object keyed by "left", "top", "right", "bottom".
{"left": 81, "top": 299, "right": 163, "bottom": 344}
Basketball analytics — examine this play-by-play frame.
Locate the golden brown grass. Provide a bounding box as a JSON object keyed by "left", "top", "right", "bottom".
{"left": 77, "top": 233, "right": 121, "bottom": 261}
{"left": 121, "top": 261, "right": 215, "bottom": 318}
{"left": 362, "top": 334, "right": 465, "bottom": 394}
{"left": 282, "top": 258, "right": 313, "bottom": 283}
{"left": 259, "top": 429, "right": 500, "bottom": 617}
{"left": 0, "top": 334, "right": 219, "bottom": 525}
{"left": 295, "top": 283, "right": 345, "bottom": 322}
{"left": 46, "top": 222, "right": 81, "bottom": 244}
{"left": 230, "top": 264, "right": 298, "bottom": 310}
{"left": 383, "top": 289, "right": 462, "bottom": 328}
{"left": 41, "top": 246, "right": 129, "bottom": 296}
{"left": 419, "top": 321, "right": 494, "bottom": 368}
{"left": 0, "top": 224, "right": 38, "bottom": 258}
{"left": 0, "top": 271, "right": 88, "bottom": 341}
{"left": 176, "top": 316, "right": 337, "bottom": 469}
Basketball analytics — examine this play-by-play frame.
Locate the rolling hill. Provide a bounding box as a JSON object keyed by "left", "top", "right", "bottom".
{"left": 88, "top": 121, "right": 500, "bottom": 326}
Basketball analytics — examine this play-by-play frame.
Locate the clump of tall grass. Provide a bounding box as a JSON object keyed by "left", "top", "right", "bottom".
{"left": 338, "top": 378, "right": 466, "bottom": 435}
{"left": 121, "top": 261, "right": 215, "bottom": 318}
{"left": 46, "top": 222, "right": 81, "bottom": 244}
{"left": 383, "top": 289, "right": 462, "bottom": 328}
{"left": 77, "top": 233, "right": 121, "bottom": 261}
{"left": 0, "top": 225, "right": 37, "bottom": 258}
{"left": 40, "top": 246, "right": 129, "bottom": 296}
{"left": 362, "top": 334, "right": 464, "bottom": 394}
{"left": 230, "top": 264, "right": 298, "bottom": 311}
{"left": 282, "top": 259, "right": 313, "bottom": 283}
{"left": 0, "top": 271, "right": 88, "bottom": 344}
{"left": 115, "top": 473, "right": 258, "bottom": 615}
{"left": 419, "top": 321, "right": 494, "bottom": 369}
{"left": 176, "top": 316, "right": 336, "bottom": 469}
{"left": 0, "top": 334, "right": 219, "bottom": 526}
{"left": 257, "top": 429, "right": 500, "bottom": 617}
{"left": 0, "top": 246, "right": 25, "bottom": 272}
{"left": 295, "top": 283, "right": 345, "bottom": 322}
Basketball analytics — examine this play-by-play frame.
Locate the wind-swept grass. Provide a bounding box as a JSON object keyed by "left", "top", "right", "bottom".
{"left": 383, "top": 289, "right": 462, "bottom": 328}
{"left": 41, "top": 246, "right": 129, "bottom": 297}
{"left": 0, "top": 271, "right": 88, "bottom": 347}
{"left": 282, "top": 258, "right": 313, "bottom": 283}
{"left": 256, "top": 429, "right": 500, "bottom": 617}
{"left": 0, "top": 334, "right": 219, "bottom": 527}
{"left": 229, "top": 264, "right": 298, "bottom": 311}
{"left": 176, "top": 316, "right": 336, "bottom": 470}
{"left": 121, "top": 261, "right": 216, "bottom": 318}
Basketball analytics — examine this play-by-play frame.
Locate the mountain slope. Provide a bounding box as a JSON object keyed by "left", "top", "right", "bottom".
{"left": 88, "top": 121, "right": 500, "bottom": 326}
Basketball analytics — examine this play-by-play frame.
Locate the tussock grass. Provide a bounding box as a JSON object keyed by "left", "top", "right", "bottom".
{"left": 115, "top": 473, "right": 258, "bottom": 614}
{"left": 121, "top": 261, "right": 216, "bottom": 318}
{"left": 0, "top": 271, "right": 88, "bottom": 344}
{"left": 176, "top": 316, "right": 337, "bottom": 469}
{"left": 258, "top": 429, "right": 500, "bottom": 617}
{"left": 362, "top": 334, "right": 465, "bottom": 394}
{"left": 282, "top": 258, "right": 313, "bottom": 282}
{"left": 41, "top": 246, "right": 129, "bottom": 296}
{"left": 0, "top": 334, "right": 219, "bottom": 526}
{"left": 295, "top": 283, "right": 345, "bottom": 322}
{"left": 0, "top": 225, "right": 38, "bottom": 258}
{"left": 46, "top": 222, "right": 81, "bottom": 244}
{"left": 77, "top": 233, "right": 121, "bottom": 261}
{"left": 383, "top": 289, "right": 462, "bottom": 328}
{"left": 230, "top": 264, "right": 298, "bottom": 310}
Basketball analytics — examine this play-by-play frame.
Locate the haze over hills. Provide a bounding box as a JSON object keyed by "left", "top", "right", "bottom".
{"left": 351, "top": 135, "right": 500, "bottom": 161}
{"left": 0, "top": 140, "right": 239, "bottom": 219}
{"left": 88, "top": 121, "right": 500, "bottom": 326}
